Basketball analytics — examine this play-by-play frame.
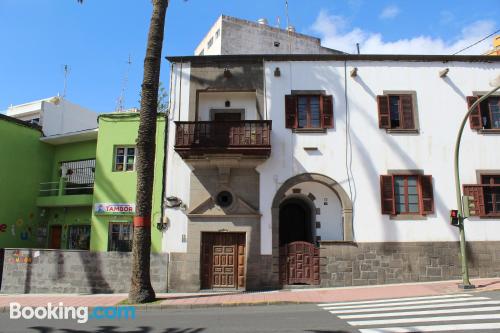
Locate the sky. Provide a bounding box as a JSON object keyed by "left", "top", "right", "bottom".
{"left": 0, "top": 0, "right": 498, "bottom": 113}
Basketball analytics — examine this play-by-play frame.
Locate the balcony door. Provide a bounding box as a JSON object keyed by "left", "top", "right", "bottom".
{"left": 209, "top": 110, "right": 243, "bottom": 147}
{"left": 212, "top": 110, "right": 243, "bottom": 121}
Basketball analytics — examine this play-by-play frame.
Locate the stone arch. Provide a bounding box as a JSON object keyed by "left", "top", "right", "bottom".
{"left": 271, "top": 173, "right": 353, "bottom": 244}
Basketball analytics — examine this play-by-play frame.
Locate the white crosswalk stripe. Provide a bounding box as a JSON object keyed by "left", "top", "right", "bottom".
{"left": 317, "top": 293, "right": 500, "bottom": 332}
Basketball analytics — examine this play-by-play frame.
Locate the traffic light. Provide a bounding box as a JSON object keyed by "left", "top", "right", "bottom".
{"left": 462, "top": 195, "right": 475, "bottom": 217}
{"left": 450, "top": 209, "right": 459, "bottom": 227}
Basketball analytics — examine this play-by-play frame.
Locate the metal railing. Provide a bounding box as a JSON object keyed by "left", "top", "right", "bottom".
{"left": 39, "top": 177, "right": 94, "bottom": 197}
{"left": 175, "top": 120, "right": 272, "bottom": 149}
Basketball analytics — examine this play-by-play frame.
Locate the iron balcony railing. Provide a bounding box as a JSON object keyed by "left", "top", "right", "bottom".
{"left": 39, "top": 159, "right": 95, "bottom": 196}
{"left": 39, "top": 177, "right": 94, "bottom": 197}
{"left": 174, "top": 120, "right": 272, "bottom": 156}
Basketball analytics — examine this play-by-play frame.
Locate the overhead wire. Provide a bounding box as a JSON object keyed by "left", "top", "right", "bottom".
{"left": 452, "top": 28, "right": 500, "bottom": 55}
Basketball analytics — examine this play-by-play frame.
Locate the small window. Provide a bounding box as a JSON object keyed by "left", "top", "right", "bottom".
{"left": 216, "top": 191, "right": 233, "bottom": 207}
{"left": 114, "top": 147, "right": 136, "bottom": 172}
{"left": 380, "top": 174, "right": 434, "bottom": 216}
{"left": 468, "top": 96, "right": 500, "bottom": 130}
{"left": 285, "top": 94, "right": 334, "bottom": 130}
{"left": 108, "top": 223, "right": 133, "bottom": 252}
{"left": 199, "top": 49, "right": 205, "bottom": 56}
{"left": 67, "top": 225, "right": 91, "bottom": 250}
{"left": 207, "top": 37, "right": 213, "bottom": 49}
{"left": 215, "top": 28, "right": 220, "bottom": 39}
{"left": 377, "top": 94, "right": 416, "bottom": 130}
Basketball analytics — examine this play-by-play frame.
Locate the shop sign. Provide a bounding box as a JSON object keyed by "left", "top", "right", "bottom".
{"left": 94, "top": 203, "right": 135, "bottom": 215}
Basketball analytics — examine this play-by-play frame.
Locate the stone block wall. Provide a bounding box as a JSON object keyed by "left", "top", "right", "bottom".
{"left": 1, "top": 249, "right": 168, "bottom": 294}
{"left": 319, "top": 241, "right": 500, "bottom": 287}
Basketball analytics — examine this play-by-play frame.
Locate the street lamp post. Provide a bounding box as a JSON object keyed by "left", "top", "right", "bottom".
{"left": 454, "top": 75, "right": 500, "bottom": 289}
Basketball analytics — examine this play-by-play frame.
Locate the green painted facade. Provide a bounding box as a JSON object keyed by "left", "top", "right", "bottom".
{"left": 91, "top": 113, "right": 165, "bottom": 253}
{"left": 1, "top": 112, "right": 165, "bottom": 253}
{"left": 0, "top": 117, "right": 53, "bottom": 248}
{"left": 39, "top": 138, "right": 97, "bottom": 250}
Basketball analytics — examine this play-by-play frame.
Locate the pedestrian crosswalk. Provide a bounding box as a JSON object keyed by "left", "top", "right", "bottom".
{"left": 317, "top": 293, "right": 500, "bottom": 332}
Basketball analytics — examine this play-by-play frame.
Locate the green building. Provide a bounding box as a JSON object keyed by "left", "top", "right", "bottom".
{"left": 0, "top": 112, "right": 165, "bottom": 253}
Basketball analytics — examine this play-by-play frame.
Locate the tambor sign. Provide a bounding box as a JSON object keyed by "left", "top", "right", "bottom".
{"left": 94, "top": 203, "right": 135, "bottom": 215}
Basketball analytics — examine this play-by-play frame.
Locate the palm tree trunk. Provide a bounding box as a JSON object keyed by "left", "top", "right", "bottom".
{"left": 129, "top": 0, "right": 169, "bottom": 304}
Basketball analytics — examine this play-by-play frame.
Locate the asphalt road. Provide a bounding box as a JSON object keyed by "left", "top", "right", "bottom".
{"left": 1, "top": 290, "right": 500, "bottom": 333}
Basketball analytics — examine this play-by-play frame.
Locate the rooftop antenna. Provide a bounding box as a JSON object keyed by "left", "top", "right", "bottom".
{"left": 62, "top": 65, "right": 70, "bottom": 99}
{"left": 276, "top": 16, "right": 280, "bottom": 28}
{"left": 116, "top": 54, "right": 132, "bottom": 112}
{"left": 285, "top": 0, "right": 292, "bottom": 53}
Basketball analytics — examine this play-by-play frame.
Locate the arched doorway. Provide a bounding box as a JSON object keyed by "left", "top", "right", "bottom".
{"left": 272, "top": 173, "right": 354, "bottom": 287}
{"left": 279, "top": 197, "right": 315, "bottom": 246}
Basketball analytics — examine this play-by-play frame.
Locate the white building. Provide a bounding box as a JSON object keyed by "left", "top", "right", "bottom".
{"left": 163, "top": 52, "right": 500, "bottom": 292}
{"left": 195, "top": 15, "right": 342, "bottom": 56}
{"left": 5, "top": 96, "right": 97, "bottom": 136}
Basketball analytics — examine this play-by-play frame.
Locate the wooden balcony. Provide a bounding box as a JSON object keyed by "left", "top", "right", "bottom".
{"left": 174, "top": 120, "right": 272, "bottom": 159}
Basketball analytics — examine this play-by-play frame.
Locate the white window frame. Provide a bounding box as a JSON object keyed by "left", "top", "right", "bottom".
{"left": 114, "top": 146, "right": 136, "bottom": 172}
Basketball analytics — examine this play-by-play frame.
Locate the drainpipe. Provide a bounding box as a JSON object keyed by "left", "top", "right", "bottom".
{"left": 160, "top": 62, "right": 175, "bottom": 292}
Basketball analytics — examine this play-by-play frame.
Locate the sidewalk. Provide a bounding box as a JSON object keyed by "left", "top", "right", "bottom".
{"left": 1, "top": 277, "right": 499, "bottom": 310}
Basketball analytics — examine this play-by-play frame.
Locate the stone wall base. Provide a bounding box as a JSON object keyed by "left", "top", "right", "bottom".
{"left": 1, "top": 249, "right": 168, "bottom": 294}
{"left": 320, "top": 241, "right": 500, "bottom": 287}
{"left": 169, "top": 241, "right": 500, "bottom": 291}
{"left": 168, "top": 252, "right": 277, "bottom": 292}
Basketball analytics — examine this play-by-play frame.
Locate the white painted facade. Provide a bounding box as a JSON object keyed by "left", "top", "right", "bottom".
{"left": 5, "top": 97, "right": 98, "bottom": 136}
{"left": 195, "top": 15, "right": 341, "bottom": 56}
{"left": 164, "top": 57, "right": 500, "bottom": 256}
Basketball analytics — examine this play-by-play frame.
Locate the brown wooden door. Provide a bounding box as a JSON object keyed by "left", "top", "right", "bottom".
{"left": 49, "top": 225, "right": 62, "bottom": 249}
{"left": 213, "top": 112, "right": 242, "bottom": 121}
{"left": 201, "top": 232, "right": 245, "bottom": 289}
{"left": 280, "top": 241, "right": 320, "bottom": 285}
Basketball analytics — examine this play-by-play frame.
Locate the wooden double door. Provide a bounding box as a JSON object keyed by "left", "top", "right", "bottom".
{"left": 280, "top": 241, "right": 320, "bottom": 285}
{"left": 201, "top": 232, "right": 246, "bottom": 289}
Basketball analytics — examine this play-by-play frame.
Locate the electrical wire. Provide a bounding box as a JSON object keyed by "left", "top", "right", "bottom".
{"left": 452, "top": 28, "right": 500, "bottom": 55}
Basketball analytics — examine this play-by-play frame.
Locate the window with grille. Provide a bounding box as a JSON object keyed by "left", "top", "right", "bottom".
{"left": 114, "top": 147, "right": 136, "bottom": 172}
{"left": 60, "top": 159, "right": 95, "bottom": 195}
{"left": 108, "top": 223, "right": 133, "bottom": 252}
{"left": 377, "top": 94, "right": 416, "bottom": 130}
{"left": 380, "top": 174, "right": 434, "bottom": 216}
{"left": 67, "top": 225, "right": 91, "bottom": 250}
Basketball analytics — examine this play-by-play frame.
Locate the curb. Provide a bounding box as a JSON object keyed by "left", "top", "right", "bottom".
{"left": 112, "top": 300, "right": 311, "bottom": 310}
{"left": 0, "top": 301, "right": 312, "bottom": 313}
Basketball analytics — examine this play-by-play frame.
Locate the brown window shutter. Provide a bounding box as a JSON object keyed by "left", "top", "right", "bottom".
{"left": 401, "top": 95, "right": 415, "bottom": 129}
{"left": 419, "top": 175, "right": 434, "bottom": 215}
{"left": 285, "top": 95, "right": 297, "bottom": 129}
{"left": 380, "top": 175, "right": 396, "bottom": 215}
{"left": 377, "top": 95, "right": 390, "bottom": 129}
{"left": 463, "top": 185, "right": 486, "bottom": 216}
{"left": 467, "top": 96, "right": 482, "bottom": 130}
{"left": 321, "top": 95, "right": 334, "bottom": 128}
